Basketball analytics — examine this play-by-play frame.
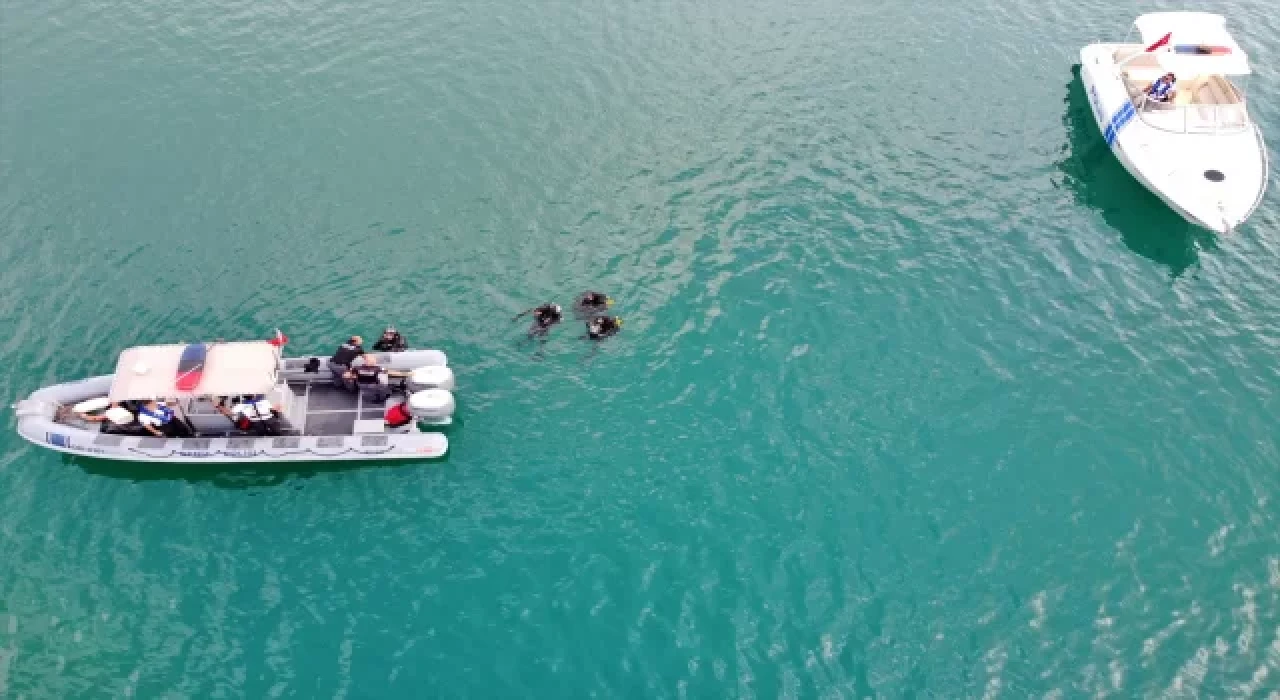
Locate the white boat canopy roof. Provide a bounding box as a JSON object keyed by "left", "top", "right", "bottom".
{"left": 108, "top": 341, "right": 280, "bottom": 401}
{"left": 1134, "top": 12, "right": 1251, "bottom": 76}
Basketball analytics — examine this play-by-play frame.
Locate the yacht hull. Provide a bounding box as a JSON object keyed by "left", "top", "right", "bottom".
{"left": 1079, "top": 43, "right": 1268, "bottom": 233}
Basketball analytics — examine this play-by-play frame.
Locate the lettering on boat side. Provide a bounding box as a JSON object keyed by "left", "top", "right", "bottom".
{"left": 1104, "top": 101, "right": 1136, "bottom": 147}
{"left": 1088, "top": 85, "right": 1103, "bottom": 124}
{"left": 174, "top": 450, "right": 264, "bottom": 458}
{"left": 44, "top": 433, "right": 105, "bottom": 455}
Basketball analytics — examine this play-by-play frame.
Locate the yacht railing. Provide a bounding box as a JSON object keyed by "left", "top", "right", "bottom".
{"left": 1134, "top": 96, "right": 1251, "bottom": 134}
{"left": 1243, "top": 124, "right": 1270, "bottom": 222}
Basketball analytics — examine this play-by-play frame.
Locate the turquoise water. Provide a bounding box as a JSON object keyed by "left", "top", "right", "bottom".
{"left": 3, "top": 0, "right": 1280, "bottom": 695}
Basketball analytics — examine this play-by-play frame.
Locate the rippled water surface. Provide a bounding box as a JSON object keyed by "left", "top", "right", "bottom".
{"left": 3, "top": 0, "right": 1280, "bottom": 696}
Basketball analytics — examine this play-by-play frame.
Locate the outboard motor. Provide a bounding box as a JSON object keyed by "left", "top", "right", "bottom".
{"left": 408, "top": 389, "right": 456, "bottom": 425}
{"left": 407, "top": 365, "right": 455, "bottom": 392}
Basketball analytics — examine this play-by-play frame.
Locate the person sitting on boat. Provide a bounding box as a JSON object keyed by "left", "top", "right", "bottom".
{"left": 329, "top": 335, "right": 364, "bottom": 389}
{"left": 216, "top": 394, "right": 278, "bottom": 435}
{"left": 574, "top": 291, "right": 613, "bottom": 316}
{"left": 346, "top": 354, "right": 405, "bottom": 403}
{"left": 1146, "top": 72, "right": 1177, "bottom": 103}
{"left": 586, "top": 315, "right": 623, "bottom": 340}
{"left": 74, "top": 399, "right": 136, "bottom": 429}
{"left": 372, "top": 326, "right": 408, "bottom": 352}
{"left": 137, "top": 399, "right": 188, "bottom": 438}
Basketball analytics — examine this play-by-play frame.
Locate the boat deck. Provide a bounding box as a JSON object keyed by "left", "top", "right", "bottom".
{"left": 288, "top": 381, "right": 393, "bottom": 436}
{"left": 57, "top": 376, "right": 407, "bottom": 439}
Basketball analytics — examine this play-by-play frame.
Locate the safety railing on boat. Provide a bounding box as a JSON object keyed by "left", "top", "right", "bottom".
{"left": 1134, "top": 97, "right": 1251, "bottom": 135}
{"left": 1244, "top": 124, "right": 1270, "bottom": 222}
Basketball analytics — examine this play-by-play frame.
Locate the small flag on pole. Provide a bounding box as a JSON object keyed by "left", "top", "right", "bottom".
{"left": 1145, "top": 32, "right": 1172, "bottom": 52}
{"left": 267, "top": 329, "right": 288, "bottom": 347}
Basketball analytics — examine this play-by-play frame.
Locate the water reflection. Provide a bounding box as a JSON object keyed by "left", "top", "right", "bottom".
{"left": 1056, "top": 65, "right": 1215, "bottom": 278}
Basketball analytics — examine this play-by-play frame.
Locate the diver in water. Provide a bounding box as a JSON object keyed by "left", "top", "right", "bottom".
{"left": 513, "top": 303, "right": 563, "bottom": 338}
{"left": 372, "top": 326, "right": 408, "bottom": 352}
{"left": 574, "top": 290, "right": 613, "bottom": 317}
{"left": 585, "top": 315, "right": 622, "bottom": 340}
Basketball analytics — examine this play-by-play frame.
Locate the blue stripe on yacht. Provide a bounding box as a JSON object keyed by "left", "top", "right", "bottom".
{"left": 1104, "top": 102, "right": 1136, "bottom": 147}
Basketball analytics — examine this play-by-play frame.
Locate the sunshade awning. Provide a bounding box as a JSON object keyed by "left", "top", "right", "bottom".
{"left": 108, "top": 342, "right": 280, "bottom": 401}
{"left": 1134, "top": 12, "right": 1251, "bottom": 76}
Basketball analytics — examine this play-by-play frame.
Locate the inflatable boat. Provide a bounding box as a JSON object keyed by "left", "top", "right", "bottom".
{"left": 11, "top": 336, "right": 457, "bottom": 464}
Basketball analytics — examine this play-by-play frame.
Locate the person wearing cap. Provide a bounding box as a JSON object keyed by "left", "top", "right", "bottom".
{"left": 329, "top": 335, "right": 364, "bottom": 389}
{"left": 217, "top": 394, "right": 278, "bottom": 435}
{"left": 372, "top": 326, "right": 408, "bottom": 352}
{"left": 137, "top": 399, "right": 187, "bottom": 437}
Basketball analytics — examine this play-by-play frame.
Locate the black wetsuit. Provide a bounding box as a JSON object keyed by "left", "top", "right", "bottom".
{"left": 578, "top": 292, "right": 609, "bottom": 310}
{"left": 330, "top": 341, "right": 364, "bottom": 386}
{"left": 587, "top": 316, "right": 621, "bottom": 340}
{"left": 529, "top": 305, "right": 562, "bottom": 337}
{"left": 373, "top": 333, "right": 407, "bottom": 352}
{"left": 331, "top": 341, "right": 363, "bottom": 367}
{"left": 353, "top": 364, "right": 391, "bottom": 401}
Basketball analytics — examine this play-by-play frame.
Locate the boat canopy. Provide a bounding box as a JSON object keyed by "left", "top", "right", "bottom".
{"left": 108, "top": 341, "right": 280, "bottom": 401}
{"left": 1134, "top": 12, "right": 1251, "bottom": 76}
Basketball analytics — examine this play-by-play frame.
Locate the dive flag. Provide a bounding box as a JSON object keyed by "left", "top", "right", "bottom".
{"left": 1145, "top": 32, "right": 1172, "bottom": 52}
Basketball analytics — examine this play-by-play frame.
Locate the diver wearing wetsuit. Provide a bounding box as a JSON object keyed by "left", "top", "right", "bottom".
{"left": 586, "top": 315, "right": 622, "bottom": 340}
{"left": 529, "top": 304, "right": 563, "bottom": 337}
{"left": 372, "top": 326, "right": 408, "bottom": 352}
{"left": 575, "top": 291, "right": 613, "bottom": 315}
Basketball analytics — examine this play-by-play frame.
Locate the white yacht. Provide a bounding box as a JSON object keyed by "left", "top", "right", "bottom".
{"left": 1079, "top": 12, "right": 1268, "bottom": 233}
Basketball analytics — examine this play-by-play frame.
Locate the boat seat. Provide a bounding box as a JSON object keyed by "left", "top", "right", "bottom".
{"left": 267, "top": 385, "right": 295, "bottom": 420}
{"left": 1198, "top": 76, "right": 1239, "bottom": 105}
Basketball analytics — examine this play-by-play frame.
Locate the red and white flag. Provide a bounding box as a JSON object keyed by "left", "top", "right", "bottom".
{"left": 1145, "top": 32, "right": 1172, "bottom": 52}
{"left": 267, "top": 329, "right": 288, "bottom": 347}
